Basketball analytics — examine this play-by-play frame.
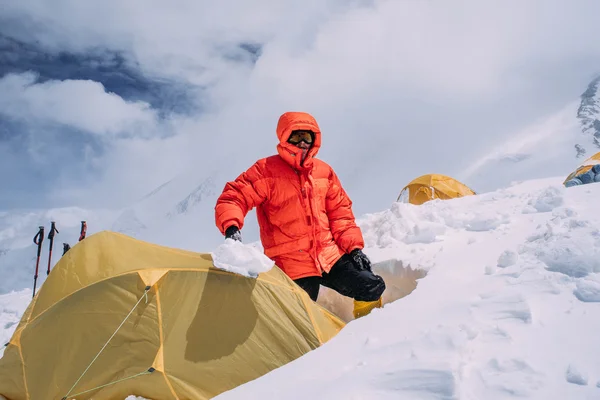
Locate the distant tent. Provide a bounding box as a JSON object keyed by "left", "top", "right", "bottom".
{"left": 564, "top": 151, "right": 600, "bottom": 187}
{"left": 0, "top": 231, "right": 344, "bottom": 400}
{"left": 397, "top": 174, "right": 475, "bottom": 205}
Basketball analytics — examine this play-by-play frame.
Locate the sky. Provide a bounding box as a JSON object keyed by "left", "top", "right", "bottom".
{"left": 1, "top": 0, "right": 600, "bottom": 216}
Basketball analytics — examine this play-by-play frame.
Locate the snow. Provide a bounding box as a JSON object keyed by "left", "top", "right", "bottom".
{"left": 211, "top": 178, "right": 600, "bottom": 400}
{"left": 461, "top": 103, "right": 584, "bottom": 193}
{"left": 1, "top": 178, "right": 600, "bottom": 399}
{"left": 528, "top": 186, "right": 564, "bottom": 212}
{"left": 0, "top": 290, "right": 30, "bottom": 347}
{"left": 0, "top": 170, "right": 248, "bottom": 296}
{"left": 566, "top": 364, "right": 588, "bottom": 386}
{"left": 210, "top": 239, "right": 273, "bottom": 278}
{"left": 574, "top": 279, "right": 600, "bottom": 302}
{"left": 2, "top": 177, "right": 599, "bottom": 399}
{"left": 2, "top": 159, "right": 600, "bottom": 400}
{"left": 497, "top": 250, "right": 518, "bottom": 268}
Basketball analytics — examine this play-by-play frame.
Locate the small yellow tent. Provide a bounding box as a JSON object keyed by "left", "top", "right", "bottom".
{"left": 0, "top": 231, "right": 344, "bottom": 400}
{"left": 563, "top": 151, "right": 600, "bottom": 184}
{"left": 397, "top": 174, "right": 475, "bottom": 205}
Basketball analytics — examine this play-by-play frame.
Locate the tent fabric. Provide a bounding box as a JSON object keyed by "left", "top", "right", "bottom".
{"left": 397, "top": 174, "right": 475, "bottom": 205}
{"left": 0, "top": 231, "right": 344, "bottom": 400}
{"left": 564, "top": 152, "right": 600, "bottom": 185}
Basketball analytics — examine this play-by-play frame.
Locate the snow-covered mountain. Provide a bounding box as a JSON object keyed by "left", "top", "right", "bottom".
{"left": 0, "top": 207, "right": 118, "bottom": 294}
{"left": 577, "top": 76, "right": 600, "bottom": 154}
{"left": 0, "top": 169, "right": 241, "bottom": 295}
{"left": 110, "top": 170, "right": 223, "bottom": 250}
{"left": 462, "top": 76, "right": 600, "bottom": 193}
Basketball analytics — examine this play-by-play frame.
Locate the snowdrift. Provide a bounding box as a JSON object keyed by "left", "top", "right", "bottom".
{"left": 215, "top": 177, "right": 600, "bottom": 400}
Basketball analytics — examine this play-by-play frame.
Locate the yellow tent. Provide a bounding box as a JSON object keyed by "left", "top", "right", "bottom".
{"left": 0, "top": 231, "right": 344, "bottom": 400}
{"left": 397, "top": 174, "right": 475, "bottom": 205}
{"left": 563, "top": 151, "right": 600, "bottom": 184}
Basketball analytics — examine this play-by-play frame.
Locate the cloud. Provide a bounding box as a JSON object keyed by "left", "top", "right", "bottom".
{"left": 0, "top": 0, "right": 600, "bottom": 215}
{"left": 0, "top": 72, "right": 159, "bottom": 138}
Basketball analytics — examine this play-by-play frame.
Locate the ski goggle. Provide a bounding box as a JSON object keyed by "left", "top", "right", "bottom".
{"left": 287, "top": 130, "right": 314, "bottom": 145}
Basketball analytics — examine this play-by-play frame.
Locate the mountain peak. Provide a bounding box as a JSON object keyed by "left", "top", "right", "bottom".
{"left": 577, "top": 75, "right": 600, "bottom": 151}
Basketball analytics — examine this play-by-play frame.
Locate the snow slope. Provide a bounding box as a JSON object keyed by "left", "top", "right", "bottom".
{"left": 462, "top": 76, "right": 600, "bottom": 193}
{"left": 213, "top": 178, "right": 600, "bottom": 400}
{"left": 110, "top": 170, "right": 226, "bottom": 251}
{"left": 0, "top": 169, "right": 252, "bottom": 295}
{"left": 0, "top": 207, "right": 117, "bottom": 295}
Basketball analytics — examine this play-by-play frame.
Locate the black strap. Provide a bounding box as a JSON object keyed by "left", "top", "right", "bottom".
{"left": 48, "top": 221, "right": 59, "bottom": 239}
{"left": 33, "top": 226, "right": 44, "bottom": 246}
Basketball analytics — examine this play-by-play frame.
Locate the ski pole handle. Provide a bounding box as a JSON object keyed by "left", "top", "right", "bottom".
{"left": 46, "top": 221, "right": 58, "bottom": 275}
{"left": 32, "top": 226, "right": 44, "bottom": 298}
{"left": 48, "top": 221, "right": 59, "bottom": 239}
{"left": 33, "top": 226, "right": 45, "bottom": 247}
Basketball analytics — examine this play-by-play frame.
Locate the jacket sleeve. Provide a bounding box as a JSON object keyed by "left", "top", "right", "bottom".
{"left": 325, "top": 169, "right": 364, "bottom": 253}
{"left": 215, "top": 161, "right": 270, "bottom": 234}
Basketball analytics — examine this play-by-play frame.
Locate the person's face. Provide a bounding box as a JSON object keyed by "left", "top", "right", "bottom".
{"left": 287, "top": 130, "right": 313, "bottom": 150}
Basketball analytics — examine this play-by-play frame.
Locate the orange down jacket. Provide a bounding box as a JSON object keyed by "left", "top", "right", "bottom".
{"left": 215, "top": 112, "right": 365, "bottom": 280}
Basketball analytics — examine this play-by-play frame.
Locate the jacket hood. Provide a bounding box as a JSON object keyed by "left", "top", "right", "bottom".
{"left": 276, "top": 112, "right": 322, "bottom": 170}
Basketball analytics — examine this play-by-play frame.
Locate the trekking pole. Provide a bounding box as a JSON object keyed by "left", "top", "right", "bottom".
{"left": 62, "top": 243, "right": 71, "bottom": 256}
{"left": 79, "top": 221, "right": 87, "bottom": 241}
{"left": 46, "top": 221, "right": 59, "bottom": 275}
{"left": 32, "top": 226, "right": 45, "bottom": 298}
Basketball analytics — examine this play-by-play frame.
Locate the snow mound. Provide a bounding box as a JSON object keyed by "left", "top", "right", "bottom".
{"left": 574, "top": 279, "right": 600, "bottom": 302}
{"left": 215, "top": 178, "right": 600, "bottom": 400}
{"left": 528, "top": 186, "right": 564, "bottom": 212}
{"left": 566, "top": 364, "right": 588, "bottom": 386}
{"left": 497, "top": 249, "right": 518, "bottom": 268}
{"left": 210, "top": 239, "right": 273, "bottom": 278}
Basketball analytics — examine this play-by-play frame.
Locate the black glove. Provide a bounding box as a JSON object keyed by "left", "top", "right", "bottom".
{"left": 225, "top": 225, "right": 242, "bottom": 242}
{"left": 350, "top": 249, "right": 372, "bottom": 272}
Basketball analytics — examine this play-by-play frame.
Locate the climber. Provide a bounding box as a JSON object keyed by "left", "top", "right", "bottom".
{"left": 215, "top": 112, "right": 385, "bottom": 318}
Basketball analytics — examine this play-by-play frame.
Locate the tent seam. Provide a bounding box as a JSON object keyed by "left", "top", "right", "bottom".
{"left": 17, "top": 281, "right": 43, "bottom": 400}
{"left": 27, "top": 272, "right": 142, "bottom": 325}
{"left": 297, "top": 293, "right": 324, "bottom": 346}
{"left": 156, "top": 287, "right": 179, "bottom": 400}
{"left": 17, "top": 334, "right": 31, "bottom": 400}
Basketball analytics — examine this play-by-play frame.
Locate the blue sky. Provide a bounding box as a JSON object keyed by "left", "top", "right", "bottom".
{"left": 1, "top": 0, "right": 600, "bottom": 215}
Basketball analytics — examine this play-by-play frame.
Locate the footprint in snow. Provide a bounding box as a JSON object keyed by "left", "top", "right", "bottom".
{"left": 375, "top": 368, "right": 455, "bottom": 398}
{"left": 471, "top": 294, "right": 532, "bottom": 324}
{"left": 478, "top": 358, "right": 544, "bottom": 396}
